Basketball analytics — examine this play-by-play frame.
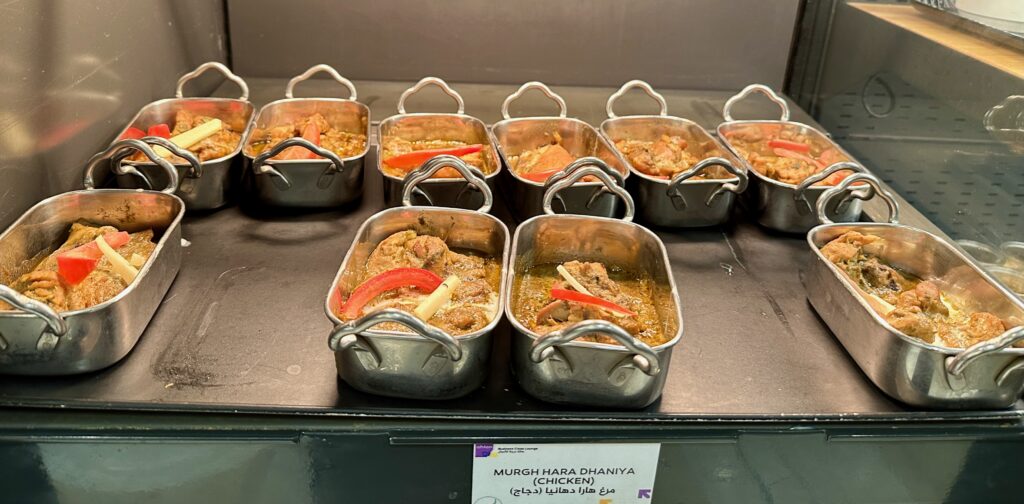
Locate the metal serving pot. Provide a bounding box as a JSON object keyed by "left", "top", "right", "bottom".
{"left": 112, "top": 62, "right": 256, "bottom": 211}
{"left": 717, "top": 84, "right": 871, "bottom": 233}
{"left": 805, "top": 172, "right": 1024, "bottom": 409}
{"left": 506, "top": 167, "right": 683, "bottom": 408}
{"left": 491, "top": 81, "right": 630, "bottom": 221}
{"left": 324, "top": 181, "right": 507, "bottom": 399}
{"left": 600, "top": 80, "right": 748, "bottom": 227}
{"left": 0, "top": 139, "right": 185, "bottom": 375}
{"left": 377, "top": 77, "right": 501, "bottom": 211}
{"left": 243, "top": 64, "right": 369, "bottom": 208}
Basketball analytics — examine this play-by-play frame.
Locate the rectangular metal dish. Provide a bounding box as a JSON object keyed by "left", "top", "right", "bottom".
{"left": 492, "top": 82, "right": 630, "bottom": 221}
{"left": 0, "top": 189, "right": 184, "bottom": 375}
{"left": 506, "top": 213, "right": 683, "bottom": 408}
{"left": 600, "top": 80, "right": 748, "bottom": 228}
{"left": 717, "top": 84, "right": 868, "bottom": 233}
{"left": 324, "top": 206, "right": 510, "bottom": 399}
{"left": 242, "top": 65, "right": 369, "bottom": 208}
{"left": 112, "top": 62, "right": 255, "bottom": 211}
{"left": 806, "top": 174, "right": 1024, "bottom": 409}
{"left": 377, "top": 78, "right": 500, "bottom": 211}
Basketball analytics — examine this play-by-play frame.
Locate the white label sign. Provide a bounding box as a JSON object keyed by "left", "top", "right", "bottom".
{"left": 471, "top": 443, "right": 661, "bottom": 504}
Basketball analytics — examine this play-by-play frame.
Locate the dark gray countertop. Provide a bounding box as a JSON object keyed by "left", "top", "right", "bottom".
{"left": 0, "top": 79, "right": 1017, "bottom": 423}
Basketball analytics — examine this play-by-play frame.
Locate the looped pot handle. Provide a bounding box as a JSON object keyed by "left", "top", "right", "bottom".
{"left": 251, "top": 137, "right": 346, "bottom": 191}
{"left": 398, "top": 77, "right": 465, "bottom": 114}
{"left": 285, "top": 64, "right": 357, "bottom": 100}
{"left": 666, "top": 156, "right": 748, "bottom": 210}
{"left": 328, "top": 308, "right": 462, "bottom": 361}
{"left": 83, "top": 138, "right": 181, "bottom": 194}
{"left": 541, "top": 161, "right": 634, "bottom": 221}
{"left": 176, "top": 61, "right": 249, "bottom": 100}
{"left": 530, "top": 319, "right": 661, "bottom": 376}
{"left": 946, "top": 326, "right": 1024, "bottom": 377}
{"left": 0, "top": 285, "right": 68, "bottom": 344}
{"left": 400, "top": 155, "right": 493, "bottom": 213}
{"left": 501, "top": 81, "right": 568, "bottom": 120}
{"left": 816, "top": 172, "right": 900, "bottom": 225}
{"left": 722, "top": 83, "right": 790, "bottom": 122}
{"left": 606, "top": 80, "right": 668, "bottom": 119}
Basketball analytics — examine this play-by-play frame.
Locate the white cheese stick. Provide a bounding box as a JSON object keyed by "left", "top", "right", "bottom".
{"left": 96, "top": 236, "right": 139, "bottom": 284}
{"left": 153, "top": 118, "right": 223, "bottom": 158}
{"left": 414, "top": 275, "right": 461, "bottom": 321}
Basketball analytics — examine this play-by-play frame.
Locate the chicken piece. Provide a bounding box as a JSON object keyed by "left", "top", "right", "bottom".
{"left": 296, "top": 113, "right": 330, "bottom": 133}
{"left": 514, "top": 144, "right": 576, "bottom": 174}
{"left": 886, "top": 306, "right": 934, "bottom": 341}
{"left": 365, "top": 231, "right": 449, "bottom": 277}
{"left": 963, "top": 312, "right": 1007, "bottom": 347}
{"left": 561, "top": 261, "right": 623, "bottom": 301}
{"left": 12, "top": 271, "right": 68, "bottom": 311}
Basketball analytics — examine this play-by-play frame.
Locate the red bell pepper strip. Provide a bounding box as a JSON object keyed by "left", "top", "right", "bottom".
{"left": 147, "top": 124, "right": 172, "bottom": 138}
{"left": 549, "top": 288, "right": 637, "bottom": 317}
{"left": 773, "top": 147, "right": 825, "bottom": 169}
{"left": 383, "top": 144, "right": 484, "bottom": 170}
{"left": 119, "top": 127, "right": 146, "bottom": 141}
{"left": 340, "top": 268, "right": 444, "bottom": 319}
{"left": 519, "top": 168, "right": 561, "bottom": 182}
{"left": 768, "top": 139, "right": 810, "bottom": 153}
{"left": 56, "top": 231, "right": 131, "bottom": 285}
{"left": 275, "top": 121, "right": 322, "bottom": 160}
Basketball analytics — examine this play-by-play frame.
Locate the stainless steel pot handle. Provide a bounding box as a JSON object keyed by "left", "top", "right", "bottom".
{"left": 136, "top": 136, "right": 204, "bottom": 178}
{"left": 816, "top": 172, "right": 899, "bottom": 225}
{"left": 541, "top": 163, "right": 635, "bottom": 222}
{"left": 946, "top": 326, "right": 1024, "bottom": 377}
{"left": 501, "top": 81, "right": 568, "bottom": 120}
{"left": 328, "top": 308, "right": 463, "bottom": 361}
{"left": 722, "top": 84, "right": 791, "bottom": 122}
{"left": 606, "top": 80, "right": 668, "bottom": 119}
{"left": 795, "top": 161, "right": 870, "bottom": 215}
{"left": 398, "top": 77, "right": 465, "bottom": 114}
{"left": 285, "top": 64, "right": 357, "bottom": 100}
{"left": 251, "top": 137, "right": 346, "bottom": 191}
{"left": 83, "top": 138, "right": 181, "bottom": 194}
{"left": 175, "top": 61, "right": 249, "bottom": 100}
{"left": 666, "top": 156, "right": 748, "bottom": 210}
{"left": 400, "top": 154, "right": 493, "bottom": 213}
{"left": 530, "top": 320, "right": 661, "bottom": 376}
{"left": 0, "top": 285, "right": 69, "bottom": 341}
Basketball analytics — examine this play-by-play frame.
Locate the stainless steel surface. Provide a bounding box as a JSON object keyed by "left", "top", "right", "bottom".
{"left": 378, "top": 78, "right": 501, "bottom": 210}
{"left": 806, "top": 174, "right": 1024, "bottom": 409}
{"left": 0, "top": 186, "right": 184, "bottom": 375}
{"left": 243, "top": 66, "right": 369, "bottom": 208}
{"left": 540, "top": 164, "right": 636, "bottom": 222}
{"left": 0, "top": 0, "right": 227, "bottom": 230}
{"left": 493, "top": 82, "right": 630, "bottom": 220}
{"left": 601, "top": 81, "right": 748, "bottom": 227}
{"left": 987, "top": 266, "right": 1024, "bottom": 296}
{"left": 400, "top": 155, "right": 493, "bottom": 213}
{"left": 957, "top": 239, "right": 1004, "bottom": 266}
{"left": 324, "top": 206, "right": 510, "bottom": 399}
{"left": 226, "top": 0, "right": 800, "bottom": 89}
{"left": 1000, "top": 241, "right": 1024, "bottom": 271}
{"left": 506, "top": 213, "right": 683, "bottom": 408}
{"left": 718, "top": 85, "right": 871, "bottom": 233}
{"left": 113, "top": 63, "right": 256, "bottom": 210}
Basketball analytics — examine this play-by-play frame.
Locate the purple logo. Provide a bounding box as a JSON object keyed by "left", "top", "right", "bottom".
{"left": 474, "top": 444, "right": 494, "bottom": 457}
{"left": 638, "top": 489, "right": 652, "bottom": 499}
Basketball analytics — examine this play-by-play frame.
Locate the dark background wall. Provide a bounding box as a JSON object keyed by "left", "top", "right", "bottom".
{"left": 0, "top": 0, "right": 227, "bottom": 229}
{"left": 226, "top": 0, "right": 802, "bottom": 89}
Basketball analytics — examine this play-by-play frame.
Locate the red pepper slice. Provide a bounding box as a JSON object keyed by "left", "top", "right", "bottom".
{"left": 340, "top": 268, "right": 443, "bottom": 319}
{"left": 119, "top": 127, "right": 146, "bottom": 140}
{"left": 275, "top": 121, "right": 322, "bottom": 160}
{"left": 56, "top": 231, "right": 131, "bottom": 285}
{"left": 147, "top": 124, "right": 171, "bottom": 138}
{"left": 383, "top": 144, "right": 484, "bottom": 170}
{"left": 768, "top": 139, "right": 810, "bottom": 153}
{"left": 773, "top": 147, "right": 825, "bottom": 169}
{"left": 550, "top": 288, "right": 637, "bottom": 317}
{"left": 519, "top": 168, "right": 561, "bottom": 182}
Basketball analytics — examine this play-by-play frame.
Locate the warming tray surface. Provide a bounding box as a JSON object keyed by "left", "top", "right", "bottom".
{"left": 0, "top": 80, "right": 1019, "bottom": 423}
